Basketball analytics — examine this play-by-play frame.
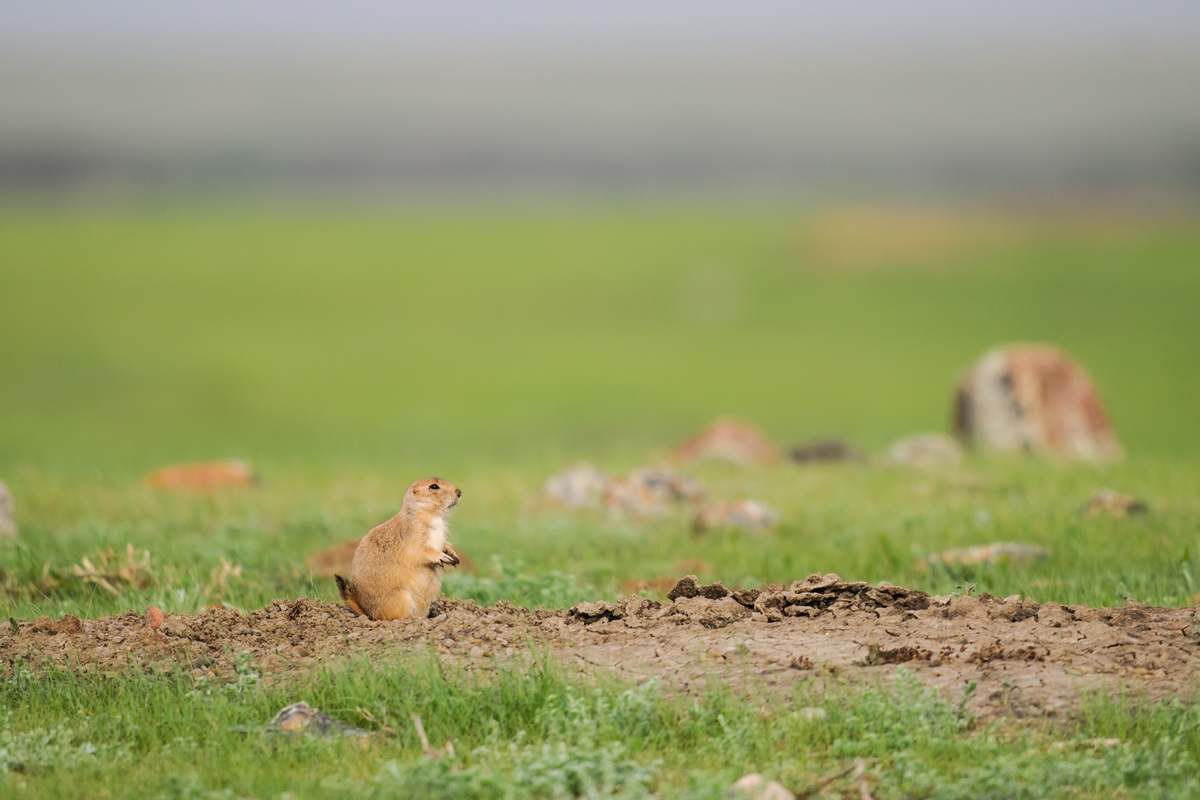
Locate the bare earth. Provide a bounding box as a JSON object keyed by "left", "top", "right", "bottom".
{"left": 3, "top": 575, "right": 1197, "bottom": 718}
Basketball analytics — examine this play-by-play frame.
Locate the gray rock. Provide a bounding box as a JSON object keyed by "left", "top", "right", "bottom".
{"left": 0, "top": 480, "right": 15, "bottom": 541}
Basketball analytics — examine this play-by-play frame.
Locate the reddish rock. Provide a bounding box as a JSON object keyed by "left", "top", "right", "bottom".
{"left": 670, "top": 418, "right": 780, "bottom": 465}
{"left": 953, "top": 345, "right": 1122, "bottom": 460}
{"left": 143, "top": 460, "right": 259, "bottom": 491}
{"left": 145, "top": 606, "right": 164, "bottom": 631}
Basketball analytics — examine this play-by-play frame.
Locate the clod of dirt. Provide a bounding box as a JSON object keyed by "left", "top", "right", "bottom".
{"left": 569, "top": 601, "right": 625, "bottom": 623}
{"left": 953, "top": 345, "right": 1122, "bottom": 461}
{"left": 789, "top": 439, "right": 862, "bottom": 464}
{"left": 886, "top": 433, "right": 962, "bottom": 469}
{"left": 924, "top": 543, "right": 1051, "bottom": 571}
{"left": 0, "top": 479, "right": 16, "bottom": 541}
{"left": 269, "top": 702, "right": 369, "bottom": 738}
{"left": 859, "top": 644, "right": 932, "bottom": 666}
{"left": 693, "top": 500, "right": 779, "bottom": 534}
{"left": 667, "top": 575, "right": 701, "bottom": 600}
{"left": 145, "top": 606, "right": 164, "bottom": 631}
{"left": 670, "top": 418, "right": 780, "bottom": 465}
{"left": 729, "top": 773, "right": 795, "bottom": 800}
{"left": 143, "top": 459, "right": 259, "bottom": 491}
{"left": 665, "top": 573, "right": 928, "bottom": 623}
{"left": 1081, "top": 490, "right": 1149, "bottom": 518}
{"left": 966, "top": 641, "right": 1046, "bottom": 665}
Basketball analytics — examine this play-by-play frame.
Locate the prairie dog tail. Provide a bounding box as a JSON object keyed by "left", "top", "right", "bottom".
{"left": 335, "top": 574, "right": 366, "bottom": 617}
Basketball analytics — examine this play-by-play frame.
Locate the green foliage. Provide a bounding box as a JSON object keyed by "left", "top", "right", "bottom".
{"left": 5, "top": 659, "right": 1200, "bottom": 798}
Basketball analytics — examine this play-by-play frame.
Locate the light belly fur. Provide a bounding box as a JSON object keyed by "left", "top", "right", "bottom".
{"left": 426, "top": 515, "right": 447, "bottom": 550}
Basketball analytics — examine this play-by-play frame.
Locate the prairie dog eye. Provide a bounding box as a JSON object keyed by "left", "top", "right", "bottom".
{"left": 429, "top": 483, "right": 440, "bottom": 490}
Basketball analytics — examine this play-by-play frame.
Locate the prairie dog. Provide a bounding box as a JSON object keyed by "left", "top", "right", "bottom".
{"left": 335, "top": 477, "right": 461, "bottom": 620}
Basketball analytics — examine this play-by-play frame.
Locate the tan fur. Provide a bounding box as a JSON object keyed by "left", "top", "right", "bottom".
{"left": 335, "top": 477, "right": 461, "bottom": 620}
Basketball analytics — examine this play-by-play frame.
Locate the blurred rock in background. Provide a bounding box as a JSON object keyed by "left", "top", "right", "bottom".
{"left": 954, "top": 345, "right": 1122, "bottom": 461}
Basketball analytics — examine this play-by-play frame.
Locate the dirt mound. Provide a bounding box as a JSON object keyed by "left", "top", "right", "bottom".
{"left": 3, "top": 575, "right": 1196, "bottom": 719}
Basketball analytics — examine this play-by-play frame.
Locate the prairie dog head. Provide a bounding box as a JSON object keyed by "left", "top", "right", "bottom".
{"left": 401, "top": 477, "right": 461, "bottom": 517}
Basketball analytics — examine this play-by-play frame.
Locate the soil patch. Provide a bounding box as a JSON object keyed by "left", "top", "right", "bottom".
{"left": 3, "top": 574, "right": 1197, "bottom": 719}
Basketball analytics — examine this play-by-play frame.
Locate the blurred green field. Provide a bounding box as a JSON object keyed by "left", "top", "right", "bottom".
{"left": 2, "top": 209, "right": 1198, "bottom": 471}
{"left": 2, "top": 208, "right": 1200, "bottom": 617}
{"left": 3, "top": 208, "right": 1200, "bottom": 799}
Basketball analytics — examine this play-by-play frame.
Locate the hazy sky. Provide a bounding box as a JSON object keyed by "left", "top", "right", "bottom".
{"left": 3, "top": 1, "right": 1198, "bottom": 200}
{"left": 4, "top": 1, "right": 1198, "bottom": 60}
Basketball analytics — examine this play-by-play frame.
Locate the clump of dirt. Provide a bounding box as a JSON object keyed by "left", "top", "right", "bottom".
{"left": 2, "top": 574, "right": 1197, "bottom": 720}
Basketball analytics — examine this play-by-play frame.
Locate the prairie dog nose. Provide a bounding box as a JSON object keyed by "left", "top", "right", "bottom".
{"left": 455, "top": 488, "right": 462, "bottom": 498}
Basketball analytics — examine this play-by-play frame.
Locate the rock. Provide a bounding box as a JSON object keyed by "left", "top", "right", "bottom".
{"left": 269, "top": 702, "right": 368, "bottom": 738}
{"left": 143, "top": 460, "right": 259, "bottom": 491}
{"left": 789, "top": 438, "right": 862, "bottom": 464}
{"left": 539, "top": 464, "right": 704, "bottom": 520}
{"left": 541, "top": 462, "right": 611, "bottom": 509}
{"left": 728, "top": 773, "right": 795, "bottom": 800}
{"left": 568, "top": 601, "right": 623, "bottom": 622}
{"left": 604, "top": 466, "right": 705, "bottom": 517}
{"left": 145, "top": 606, "right": 164, "bottom": 631}
{"left": 925, "top": 542, "right": 1051, "bottom": 570}
{"left": 953, "top": 345, "right": 1122, "bottom": 460}
{"left": 0, "top": 479, "right": 15, "bottom": 541}
{"left": 671, "top": 418, "right": 780, "bottom": 465}
{"left": 1081, "top": 489, "right": 1148, "bottom": 518}
{"left": 693, "top": 500, "right": 779, "bottom": 533}
{"left": 886, "top": 433, "right": 962, "bottom": 469}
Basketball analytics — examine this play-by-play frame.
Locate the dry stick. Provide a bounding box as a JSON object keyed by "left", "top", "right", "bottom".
{"left": 356, "top": 707, "right": 394, "bottom": 735}
{"left": 411, "top": 714, "right": 455, "bottom": 759}
{"left": 855, "top": 758, "right": 874, "bottom": 800}
{"left": 794, "top": 759, "right": 876, "bottom": 799}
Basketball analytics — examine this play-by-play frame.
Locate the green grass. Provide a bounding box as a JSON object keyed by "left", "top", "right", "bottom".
{"left": 2, "top": 207, "right": 1200, "bottom": 796}
{"left": 4, "top": 654, "right": 1200, "bottom": 799}
{"left": 2, "top": 456, "right": 1200, "bottom": 620}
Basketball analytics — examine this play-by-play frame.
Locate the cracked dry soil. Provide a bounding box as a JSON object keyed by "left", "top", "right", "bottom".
{"left": 3, "top": 574, "right": 1198, "bottom": 718}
